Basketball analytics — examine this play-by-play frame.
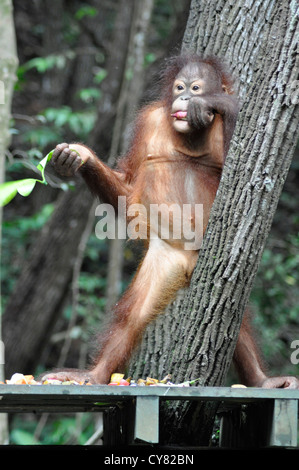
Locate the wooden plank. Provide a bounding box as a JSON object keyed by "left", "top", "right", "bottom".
{"left": 0, "top": 384, "right": 298, "bottom": 407}
{"left": 134, "top": 396, "right": 159, "bottom": 443}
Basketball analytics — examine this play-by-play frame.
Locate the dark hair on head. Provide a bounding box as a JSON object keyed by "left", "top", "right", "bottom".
{"left": 158, "top": 53, "right": 235, "bottom": 104}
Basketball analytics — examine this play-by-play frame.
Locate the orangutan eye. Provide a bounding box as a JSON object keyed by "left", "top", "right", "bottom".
{"left": 173, "top": 81, "right": 186, "bottom": 95}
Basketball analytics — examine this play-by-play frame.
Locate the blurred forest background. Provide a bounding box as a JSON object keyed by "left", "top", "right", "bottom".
{"left": 1, "top": 0, "right": 298, "bottom": 444}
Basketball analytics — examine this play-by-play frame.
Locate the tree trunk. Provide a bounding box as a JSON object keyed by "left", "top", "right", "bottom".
{"left": 105, "top": 0, "right": 155, "bottom": 312}
{"left": 130, "top": 0, "right": 299, "bottom": 445}
{"left": 0, "top": 0, "right": 18, "bottom": 444}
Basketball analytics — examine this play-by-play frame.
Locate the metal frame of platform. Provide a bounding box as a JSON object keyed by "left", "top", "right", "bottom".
{"left": 0, "top": 385, "right": 298, "bottom": 448}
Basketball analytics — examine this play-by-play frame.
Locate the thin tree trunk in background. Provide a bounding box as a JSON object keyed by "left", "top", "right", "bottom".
{"left": 0, "top": 0, "right": 18, "bottom": 445}
{"left": 105, "top": 0, "right": 155, "bottom": 312}
{"left": 130, "top": 0, "right": 299, "bottom": 445}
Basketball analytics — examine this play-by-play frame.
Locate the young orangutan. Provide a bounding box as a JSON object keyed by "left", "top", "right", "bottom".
{"left": 43, "top": 54, "right": 299, "bottom": 389}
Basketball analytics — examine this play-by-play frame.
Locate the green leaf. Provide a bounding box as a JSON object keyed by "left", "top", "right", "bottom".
{"left": 0, "top": 179, "right": 36, "bottom": 206}
{"left": 75, "top": 5, "right": 98, "bottom": 20}
{"left": 43, "top": 106, "right": 72, "bottom": 127}
{"left": 94, "top": 68, "right": 107, "bottom": 84}
{"left": 16, "top": 179, "right": 37, "bottom": 197}
{"left": 0, "top": 150, "right": 54, "bottom": 207}
{"left": 24, "top": 127, "right": 61, "bottom": 147}
{"left": 37, "top": 150, "right": 54, "bottom": 183}
{"left": 78, "top": 87, "right": 101, "bottom": 103}
{"left": 23, "top": 55, "right": 67, "bottom": 74}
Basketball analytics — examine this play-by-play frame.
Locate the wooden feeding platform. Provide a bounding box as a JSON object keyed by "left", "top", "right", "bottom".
{"left": 0, "top": 384, "right": 298, "bottom": 448}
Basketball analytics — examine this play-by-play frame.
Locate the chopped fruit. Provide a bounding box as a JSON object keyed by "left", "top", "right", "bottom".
{"left": 145, "top": 377, "right": 159, "bottom": 385}
{"left": 6, "top": 373, "right": 38, "bottom": 385}
{"left": 2, "top": 371, "right": 201, "bottom": 387}
{"left": 119, "top": 379, "right": 130, "bottom": 386}
{"left": 110, "top": 373, "right": 125, "bottom": 383}
{"left": 108, "top": 373, "right": 130, "bottom": 386}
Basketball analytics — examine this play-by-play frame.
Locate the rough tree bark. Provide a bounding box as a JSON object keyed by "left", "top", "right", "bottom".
{"left": 129, "top": 0, "right": 299, "bottom": 445}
